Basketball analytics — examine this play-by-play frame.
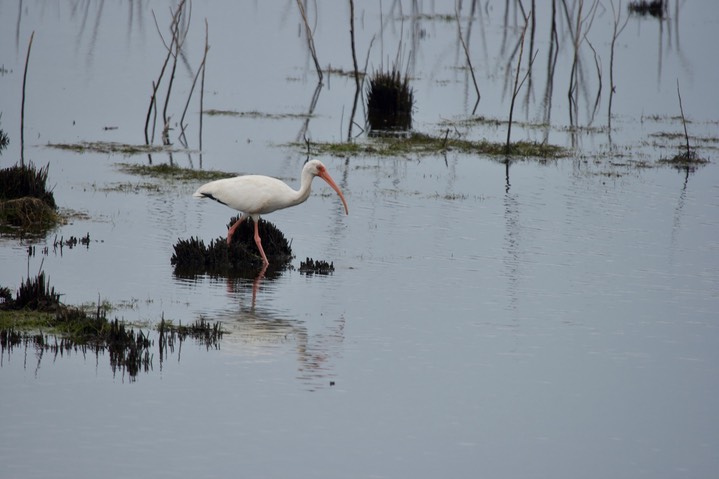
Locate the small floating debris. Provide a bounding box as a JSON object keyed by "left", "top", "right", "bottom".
{"left": 299, "top": 257, "right": 335, "bottom": 275}
{"left": 171, "top": 216, "right": 293, "bottom": 276}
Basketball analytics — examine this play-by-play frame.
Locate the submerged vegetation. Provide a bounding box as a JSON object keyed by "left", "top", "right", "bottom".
{"left": 300, "top": 131, "right": 568, "bottom": 160}
{"left": 47, "top": 141, "right": 184, "bottom": 156}
{"left": 116, "top": 162, "right": 236, "bottom": 182}
{"left": 0, "top": 272, "right": 224, "bottom": 380}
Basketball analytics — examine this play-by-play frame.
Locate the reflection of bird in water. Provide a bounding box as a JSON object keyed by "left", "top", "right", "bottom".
{"left": 193, "top": 160, "right": 349, "bottom": 265}
{"left": 215, "top": 289, "right": 346, "bottom": 391}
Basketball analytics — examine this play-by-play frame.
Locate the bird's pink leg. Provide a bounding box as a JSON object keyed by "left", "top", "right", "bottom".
{"left": 227, "top": 214, "right": 247, "bottom": 245}
{"left": 253, "top": 219, "right": 269, "bottom": 265}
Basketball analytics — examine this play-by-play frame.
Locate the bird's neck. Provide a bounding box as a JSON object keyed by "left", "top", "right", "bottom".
{"left": 290, "top": 170, "right": 314, "bottom": 207}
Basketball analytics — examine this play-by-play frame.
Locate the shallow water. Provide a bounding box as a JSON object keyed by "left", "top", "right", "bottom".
{"left": 1, "top": 1, "right": 719, "bottom": 478}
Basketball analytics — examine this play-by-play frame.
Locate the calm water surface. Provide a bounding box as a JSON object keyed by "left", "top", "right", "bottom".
{"left": 1, "top": 1, "right": 718, "bottom": 478}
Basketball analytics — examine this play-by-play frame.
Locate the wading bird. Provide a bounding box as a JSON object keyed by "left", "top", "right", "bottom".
{"left": 193, "top": 160, "right": 349, "bottom": 265}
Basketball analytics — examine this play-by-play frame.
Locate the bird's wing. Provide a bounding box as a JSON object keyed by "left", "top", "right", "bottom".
{"left": 194, "top": 175, "right": 296, "bottom": 215}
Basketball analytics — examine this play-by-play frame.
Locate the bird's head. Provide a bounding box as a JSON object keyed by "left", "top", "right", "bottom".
{"left": 304, "top": 160, "right": 349, "bottom": 215}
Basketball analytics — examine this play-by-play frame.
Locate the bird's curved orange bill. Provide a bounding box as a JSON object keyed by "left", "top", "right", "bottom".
{"left": 318, "top": 170, "right": 349, "bottom": 215}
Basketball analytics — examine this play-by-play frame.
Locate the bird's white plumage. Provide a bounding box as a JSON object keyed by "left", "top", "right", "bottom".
{"left": 192, "top": 160, "right": 349, "bottom": 264}
{"left": 194, "top": 174, "right": 301, "bottom": 216}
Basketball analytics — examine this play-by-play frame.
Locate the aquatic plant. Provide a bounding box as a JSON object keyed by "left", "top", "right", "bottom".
{"left": 0, "top": 114, "right": 9, "bottom": 154}
{"left": 299, "top": 257, "right": 335, "bottom": 275}
{"left": 158, "top": 317, "right": 223, "bottom": 352}
{"left": 13, "top": 272, "right": 61, "bottom": 311}
{"left": 1, "top": 272, "right": 225, "bottom": 380}
{"left": 301, "top": 131, "right": 567, "bottom": 159}
{"left": 0, "top": 162, "right": 56, "bottom": 208}
{"left": 171, "top": 217, "right": 293, "bottom": 276}
{"left": 628, "top": 0, "right": 664, "bottom": 17}
{"left": 367, "top": 68, "right": 414, "bottom": 132}
{"left": 0, "top": 162, "right": 60, "bottom": 231}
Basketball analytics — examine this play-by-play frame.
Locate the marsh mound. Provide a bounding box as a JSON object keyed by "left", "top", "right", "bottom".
{"left": 171, "top": 216, "right": 293, "bottom": 276}
{"left": 0, "top": 162, "right": 61, "bottom": 233}
{"left": 1, "top": 272, "right": 225, "bottom": 380}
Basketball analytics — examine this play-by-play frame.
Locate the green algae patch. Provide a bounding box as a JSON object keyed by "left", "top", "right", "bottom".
{"left": 116, "top": 162, "right": 236, "bottom": 182}
{"left": 47, "top": 141, "right": 179, "bottom": 156}
{"left": 297, "top": 132, "right": 568, "bottom": 160}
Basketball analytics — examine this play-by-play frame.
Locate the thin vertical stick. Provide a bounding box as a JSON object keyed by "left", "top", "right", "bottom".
{"left": 296, "top": 0, "right": 323, "bottom": 83}
{"left": 608, "top": 0, "right": 628, "bottom": 132}
{"left": 21, "top": 31, "right": 35, "bottom": 167}
{"left": 506, "top": 12, "right": 532, "bottom": 152}
{"left": 676, "top": 79, "right": 691, "bottom": 157}
{"left": 199, "top": 19, "right": 208, "bottom": 152}
{"left": 180, "top": 20, "right": 209, "bottom": 136}
{"left": 349, "top": 0, "right": 360, "bottom": 91}
{"left": 455, "top": 5, "right": 481, "bottom": 114}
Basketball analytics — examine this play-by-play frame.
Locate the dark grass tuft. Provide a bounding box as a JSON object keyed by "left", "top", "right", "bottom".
{"left": 299, "top": 257, "right": 335, "bottom": 275}
{"left": 0, "top": 162, "right": 56, "bottom": 208}
{"left": 0, "top": 129, "right": 8, "bottom": 154}
{"left": 171, "top": 216, "right": 293, "bottom": 276}
{"left": 367, "top": 68, "right": 414, "bottom": 132}
{"left": 628, "top": 0, "right": 664, "bottom": 18}
{"left": 12, "top": 272, "right": 61, "bottom": 311}
{"left": 1, "top": 274, "right": 225, "bottom": 380}
{"left": 0, "top": 162, "right": 60, "bottom": 231}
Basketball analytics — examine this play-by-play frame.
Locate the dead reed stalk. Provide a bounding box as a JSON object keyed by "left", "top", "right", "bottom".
{"left": 348, "top": 0, "right": 361, "bottom": 140}
{"left": 296, "top": 0, "right": 323, "bottom": 83}
{"left": 676, "top": 80, "right": 691, "bottom": 157}
{"left": 506, "top": 11, "right": 536, "bottom": 152}
{"left": 608, "top": 0, "right": 629, "bottom": 131}
{"left": 180, "top": 19, "right": 210, "bottom": 142}
{"left": 199, "top": 19, "right": 208, "bottom": 151}
{"left": 145, "top": 0, "right": 188, "bottom": 146}
{"left": 21, "top": 31, "right": 35, "bottom": 167}
{"left": 349, "top": 0, "right": 360, "bottom": 91}
{"left": 455, "top": 5, "right": 481, "bottom": 114}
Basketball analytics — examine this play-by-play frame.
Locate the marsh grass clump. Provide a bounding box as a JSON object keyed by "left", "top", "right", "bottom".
{"left": 367, "top": 68, "right": 414, "bottom": 133}
{"left": 13, "top": 272, "right": 61, "bottom": 311}
{"left": 628, "top": 0, "right": 664, "bottom": 18}
{"left": 299, "top": 257, "right": 335, "bottom": 275}
{"left": 171, "top": 217, "right": 293, "bottom": 276}
{"left": 0, "top": 128, "right": 8, "bottom": 154}
{"left": 0, "top": 162, "right": 60, "bottom": 230}
{"left": 158, "top": 317, "right": 223, "bottom": 352}
{"left": 0, "top": 162, "right": 55, "bottom": 207}
{"left": 0, "top": 273, "right": 155, "bottom": 379}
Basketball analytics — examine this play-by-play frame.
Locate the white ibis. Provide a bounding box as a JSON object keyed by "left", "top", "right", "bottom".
{"left": 193, "top": 160, "right": 349, "bottom": 265}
